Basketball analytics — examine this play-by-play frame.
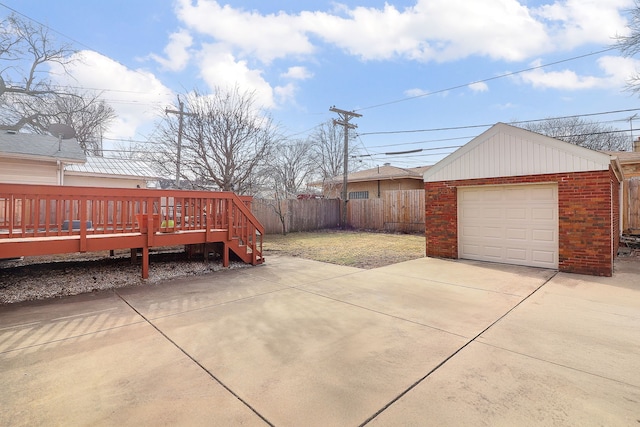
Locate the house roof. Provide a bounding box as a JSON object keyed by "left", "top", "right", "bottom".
{"left": 322, "top": 164, "right": 431, "bottom": 184}
{"left": 65, "top": 156, "right": 159, "bottom": 180}
{"left": 0, "top": 130, "right": 86, "bottom": 163}
{"left": 424, "top": 123, "right": 614, "bottom": 182}
{"left": 604, "top": 150, "right": 640, "bottom": 178}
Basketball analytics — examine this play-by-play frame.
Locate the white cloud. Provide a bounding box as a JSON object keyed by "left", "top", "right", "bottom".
{"left": 597, "top": 55, "right": 640, "bottom": 86}
{"left": 274, "top": 83, "right": 297, "bottom": 105}
{"left": 49, "top": 50, "right": 174, "bottom": 140}
{"left": 533, "top": 0, "right": 633, "bottom": 49}
{"left": 163, "top": 0, "right": 632, "bottom": 107}
{"left": 175, "top": 0, "right": 315, "bottom": 64}
{"left": 314, "top": 0, "right": 551, "bottom": 62}
{"left": 148, "top": 29, "right": 193, "bottom": 72}
{"left": 404, "top": 88, "right": 430, "bottom": 97}
{"left": 197, "top": 43, "right": 275, "bottom": 108}
{"left": 516, "top": 56, "right": 640, "bottom": 90}
{"left": 282, "top": 66, "right": 313, "bottom": 80}
{"left": 469, "top": 82, "right": 489, "bottom": 93}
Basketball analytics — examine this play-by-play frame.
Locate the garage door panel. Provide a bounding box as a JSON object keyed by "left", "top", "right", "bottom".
{"left": 483, "top": 227, "right": 503, "bottom": 238}
{"left": 461, "top": 226, "right": 483, "bottom": 237}
{"left": 532, "top": 207, "right": 555, "bottom": 220}
{"left": 506, "top": 248, "right": 527, "bottom": 261}
{"left": 462, "top": 244, "right": 482, "bottom": 256}
{"left": 458, "top": 184, "right": 558, "bottom": 269}
{"left": 484, "top": 246, "right": 503, "bottom": 258}
{"left": 532, "top": 250, "right": 555, "bottom": 263}
{"left": 530, "top": 187, "right": 556, "bottom": 200}
{"left": 483, "top": 190, "right": 504, "bottom": 201}
{"left": 532, "top": 229, "right": 555, "bottom": 242}
{"left": 505, "top": 188, "right": 528, "bottom": 200}
{"left": 506, "top": 228, "right": 527, "bottom": 240}
{"left": 482, "top": 208, "right": 503, "bottom": 220}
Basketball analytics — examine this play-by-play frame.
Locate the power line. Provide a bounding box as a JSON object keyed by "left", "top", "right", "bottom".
{"left": 354, "top": 47, "right": 619, "bottom": 112}
{"left": 358, "top": 107, "right": 640, "bottom": 136}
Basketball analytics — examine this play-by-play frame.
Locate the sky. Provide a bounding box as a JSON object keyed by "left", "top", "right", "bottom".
{"left": 2, "top": 0, "right": 640, "bottom": 169}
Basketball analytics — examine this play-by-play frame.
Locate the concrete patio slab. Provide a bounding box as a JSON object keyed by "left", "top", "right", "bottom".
{"left": 238, "top": 256, "right": 363, "bottom": 287}
{"left": 477, "top": 270, "right": 640, "bottom": 386}
{"left": 297, "top": 266, "right": 544, "bottom": 338}
{"left": 375, "top": 257, "right": 556, "bottom": 296}
{"left": 152, "top": 287, "right": 468, "bottom": 426}
{"left": 0, "top": 292, "right": 142, "bottom": 352}
{"left": 1, "top": 312, "right": 267, "bottom": 426}
{"left": 368, "top": 341, "right": 640, "bottom": 426}
{"left": 1, "top": 254, "right": 638, "bottom": 427}
{"left": 117, "top": 267, "right": 293, "bottom": 319}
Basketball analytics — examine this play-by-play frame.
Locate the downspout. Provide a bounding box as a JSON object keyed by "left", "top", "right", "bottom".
{"left": 57, "top": 160, "right": 63, "bottom": 185}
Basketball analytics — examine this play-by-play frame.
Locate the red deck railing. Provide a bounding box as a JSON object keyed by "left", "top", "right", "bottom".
{"left": 0, "top": 184, "right": 264, "bottom": 278}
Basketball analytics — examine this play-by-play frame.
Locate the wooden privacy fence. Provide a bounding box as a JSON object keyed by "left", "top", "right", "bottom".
{"left": 252, "top": 198, "right": 341, "bottom": 234}
{"left": 253, "top": 189, "right": 425, "bottom": 234}
{"left": 629, "top": 178, "right": 640, "bottom": 231}
{"left": 348, "top": 190, "right": 425, "bottom": 233}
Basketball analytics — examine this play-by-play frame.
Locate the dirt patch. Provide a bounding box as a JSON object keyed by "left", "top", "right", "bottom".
{"left": 263, "top": 230, "right": 425, "bottom": 269}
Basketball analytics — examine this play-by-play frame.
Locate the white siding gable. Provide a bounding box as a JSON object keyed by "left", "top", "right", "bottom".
{"left": 424, "top": 123, "right": 613, "bottom": 182}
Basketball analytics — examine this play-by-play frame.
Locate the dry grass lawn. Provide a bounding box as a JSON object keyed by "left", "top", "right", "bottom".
{"left": 263, "top": 229, "right": 425, "bottom": 269}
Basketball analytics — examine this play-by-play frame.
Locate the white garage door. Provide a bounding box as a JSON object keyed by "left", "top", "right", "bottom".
{"left": 458, "top": 184, "right": 558, "bottom": 269}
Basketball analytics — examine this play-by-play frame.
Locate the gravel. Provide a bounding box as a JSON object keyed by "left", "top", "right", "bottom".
{"left": 0, "top": 250, "right": 250, "bottom": 305}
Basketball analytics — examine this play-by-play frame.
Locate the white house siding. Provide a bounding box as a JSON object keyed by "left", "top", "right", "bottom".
{"left": 0, "top": 158, "right": 58, "bottom": 185}
{"left": 64, "top": 174, "right": 146, "bottom": 188}
{"left": 424, "top": 123, "right": 612, "bottom": 182}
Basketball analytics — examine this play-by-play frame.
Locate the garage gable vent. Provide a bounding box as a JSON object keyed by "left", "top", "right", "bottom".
{"left": 424, "top": 122, "right": 613, "bottom": 182}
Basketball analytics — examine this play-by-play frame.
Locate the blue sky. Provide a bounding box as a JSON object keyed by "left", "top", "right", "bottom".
{"left": 2, "top": 0, "right": 640, "bottom": 168}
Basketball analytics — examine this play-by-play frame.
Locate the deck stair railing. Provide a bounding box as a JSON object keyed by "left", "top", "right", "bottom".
{"left": 0, "top": 184, "right": 264, "bottom": 277}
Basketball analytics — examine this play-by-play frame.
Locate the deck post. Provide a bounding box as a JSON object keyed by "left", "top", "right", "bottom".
{"left": 222, "top": 241, "right": 229, "bottom": 267}
{"left": 79, "top": 197, "right": 88, "bottom": 252}
{"left": 141, "top": 246, "right": 149, "bottom": 279}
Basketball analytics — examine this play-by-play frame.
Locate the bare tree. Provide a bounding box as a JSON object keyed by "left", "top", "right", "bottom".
{"left": 0, "top": 14, "right": 75, "bottom": 130}
{"left": 28, "top": 90, "right": 116, "bottom": 154}
{"left": 309, "top": 120, "right": 347, "bottom": 180}
{"left": 0, "top": 14, "right": 115, "bottom": 152}
{"left": 112, "top": 139, "right": 150, "bottom": 160}
{"left": 307, "top": 120, "right": 362, "bottom": 197}
{"left": 259, "top": 139, "right": 318, "bottom": 234}
{"left": 616, "top": 1, "right": 640, "bottom": 93}
{"left": 516, "top": 117, "right": 630, "bottom": 151}
{"left": 268, "top": 139, "right": 317, "bottom": 195}
{"left": 153, "top": 87, "right": 280, "bottom": 193}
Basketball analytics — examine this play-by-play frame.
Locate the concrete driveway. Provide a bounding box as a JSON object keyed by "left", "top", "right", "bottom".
{"left": 1, "top": 255, "right": 639, "bottom": 426}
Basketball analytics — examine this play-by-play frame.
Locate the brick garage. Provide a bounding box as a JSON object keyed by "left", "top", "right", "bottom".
{"left": 423, "top": 123, "right": 622, "bottom": 277}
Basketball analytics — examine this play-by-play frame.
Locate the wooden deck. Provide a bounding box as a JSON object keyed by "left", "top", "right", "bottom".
{"left": 0, "top": 184, "right": 264, "bottom": 278}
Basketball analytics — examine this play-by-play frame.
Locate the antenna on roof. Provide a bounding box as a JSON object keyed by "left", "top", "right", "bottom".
{"left": 48, "top": 123, "right": 76, "bottom": 152}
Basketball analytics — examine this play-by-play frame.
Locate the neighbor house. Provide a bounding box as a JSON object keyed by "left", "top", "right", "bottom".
{"left": 424, "top": 122, "right": 624, "bottom": 277}
{"left": 319, "top": 164, "right": 431, "bottom": 199}
{"left": 605, "top": 139, "right": 640, "bottom": 234}
{"left": 64, "top": 156, "right": 160, "bottom": 189}
{"left": 0, "top": 130, "right": 86, "bottom": 185}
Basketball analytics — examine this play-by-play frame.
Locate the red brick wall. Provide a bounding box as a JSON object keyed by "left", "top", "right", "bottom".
{"left": 424, "top": 168, "right": 620, "bottom": 276}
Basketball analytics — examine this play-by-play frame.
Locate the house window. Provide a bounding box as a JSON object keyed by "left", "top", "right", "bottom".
{"left": 349, "top": 191, "right": 369, "bottom": 199}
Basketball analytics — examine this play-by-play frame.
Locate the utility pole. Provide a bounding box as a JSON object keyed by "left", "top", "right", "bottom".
{"left": 165, "top": 96, "right": 196, "bottom": 188}
{"left": 330, "top": 106, "right": 362, "bottom": 229}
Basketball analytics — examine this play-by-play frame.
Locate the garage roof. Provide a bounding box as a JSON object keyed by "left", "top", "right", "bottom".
{"left": 65, "top": 156, "right": 159, "bottom": 179}
{"left": 424, "top": 123, "right": 614, "bottom": 182}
